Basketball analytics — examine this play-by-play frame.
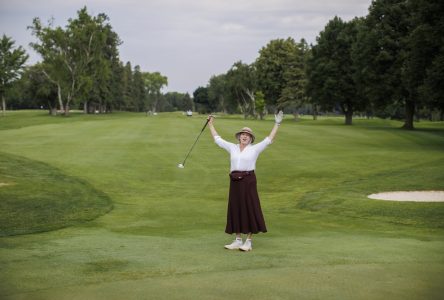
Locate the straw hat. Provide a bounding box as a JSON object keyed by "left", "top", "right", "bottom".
{"left": 235, "top": 127, "right": 255, "bottom": 143}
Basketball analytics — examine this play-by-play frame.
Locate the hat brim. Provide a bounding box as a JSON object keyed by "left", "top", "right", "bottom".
{"left": 235, "top": 131, "right": 255, "bottom": 143}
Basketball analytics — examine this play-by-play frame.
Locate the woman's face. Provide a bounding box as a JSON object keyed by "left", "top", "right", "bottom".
{"left": 239, "top": 133, "right": 252, "bottom": 145}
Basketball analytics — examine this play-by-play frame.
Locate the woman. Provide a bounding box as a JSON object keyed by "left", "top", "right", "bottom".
{"left": 208, "top": 111, "right": 283, "bottom": 251}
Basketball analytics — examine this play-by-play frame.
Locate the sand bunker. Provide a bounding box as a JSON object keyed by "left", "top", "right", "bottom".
{"left": 368, "top": 191, "right": 444, "bottom": 202}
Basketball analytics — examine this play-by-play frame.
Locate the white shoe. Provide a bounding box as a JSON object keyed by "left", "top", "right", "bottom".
{"left": 239, "top": 239, "right": 252, "bottom": 251}
{"left": 224, "top": 239, "right": 243, "bottom": 250}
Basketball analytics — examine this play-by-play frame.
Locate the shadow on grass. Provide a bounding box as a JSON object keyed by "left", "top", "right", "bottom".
{"left": 0, "top": 152, "right": 113, "bottom": 236}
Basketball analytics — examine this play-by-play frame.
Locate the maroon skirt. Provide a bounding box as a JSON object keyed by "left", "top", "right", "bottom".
{"left": 225, "top": 170, "right": 267, "bottom": 234}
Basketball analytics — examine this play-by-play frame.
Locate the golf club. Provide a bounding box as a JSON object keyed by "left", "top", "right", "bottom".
{"left": 178, "top": 117, "right": 210, "bottom": 168}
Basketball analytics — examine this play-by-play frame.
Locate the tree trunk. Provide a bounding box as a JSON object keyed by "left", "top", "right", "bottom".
{"left": 245, "top": 89, "right": 256, "bottom": 119}
{"left": 1, "top": 94, "right": 5, "bottom": 117}
{"left": 152, "top": 97, "right": 158, "bottom": 113}
{"left": 293, "top": 111, "right": 299, "bottom": 121}
{"left": 313, "top": 104, "right": 318, "bottom": 120}
{"left": 83, "top": 101, "right": 88, "bottom": 114}
{"left": 401, "top": 100, "right": 415, "bottom": 130}
{"left": 64, "top": 92, "right": 72, "bottom": 116}
{"left": 345, "top": 110, "right": 353, "bottom": 125}
{"left": 64, "top": 104, "right": 70, "bottom": 116}
{"left": 57, "top": 85, "right": 64, "bottom": 114}
{"left": 48, "top": 101, "right": 57, "bottom": 115}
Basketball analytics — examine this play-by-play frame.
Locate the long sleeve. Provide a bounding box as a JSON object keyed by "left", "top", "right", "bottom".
{"left": 251, "top": 137, "right": 272, "bottom": 154}
{"left": 214, "top": 135, "right": 234, "bottom": 153}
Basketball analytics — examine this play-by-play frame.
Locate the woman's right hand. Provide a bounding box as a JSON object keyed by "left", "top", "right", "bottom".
{"left": 207, "top": 115, "right": 214, "bottom": 125}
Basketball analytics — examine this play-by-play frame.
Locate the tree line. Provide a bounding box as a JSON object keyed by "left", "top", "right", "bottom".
{"left": 1, "top": 7, "right": 192, "bottom": 116}
{"left": 194, "top": 0, "right": 443, "bottom": 129}
{"left": 1, "top": 1, "right": 443, "bottom": 129}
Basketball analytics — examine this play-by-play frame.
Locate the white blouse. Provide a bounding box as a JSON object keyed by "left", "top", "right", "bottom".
{"left": 214, "top": 135, "right": 272, "bottom": 172}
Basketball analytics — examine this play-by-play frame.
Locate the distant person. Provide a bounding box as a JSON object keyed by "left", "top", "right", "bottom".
{"left": 208, "top": 111, "right": 283, "bottom": 251}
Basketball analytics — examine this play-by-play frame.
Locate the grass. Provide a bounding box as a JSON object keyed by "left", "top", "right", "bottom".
{"left": 0, "top": 152, "right": 112, "bottom": 236}
{"left": 0, "top": 110, "right": 443, "bottom": 299}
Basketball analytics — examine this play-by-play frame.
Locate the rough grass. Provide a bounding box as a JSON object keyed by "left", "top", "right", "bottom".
{"left": 0, "top": 111, "right": 443, "bottom": 299}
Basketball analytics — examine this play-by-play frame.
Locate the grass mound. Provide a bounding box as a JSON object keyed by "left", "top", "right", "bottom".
{"left": 0, "top": 152, "right": 112, "bottom": 236}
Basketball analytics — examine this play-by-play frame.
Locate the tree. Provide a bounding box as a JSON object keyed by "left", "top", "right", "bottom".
{"left": 254, "top": 91, "right": 266, "bottom": 119}
{"left": 0, "top": 34, "right": 28, "bottom": 116}
{"left": 79, "top": 15, "right": 121, "bottom": 114}
{"left": 29, "top": 6, "right": 120, "bottom": 115}
{"left": 162, "top": 92, "right": 194, "bottom": 112}
{"left": 307, "top": 17, "right": 364, "bottom": 125}
{"left": 303, "top": 44, "right": 320, "bottom": 120}
{"left": 225, "top": 61, "right": 257, "bottom": 118}
{"left": 163, "top": 92, "right": 183, "bottom": 111}
{"left": 183, "top": 93, "right": 194, "bottom": 112}
{"left": 278, "top": 38, "right": 309, "bottom": 118}
{"left": 121, "top": 61, "right": 134, "bottom": 110}
{"left": 193, "top": 86, "right": 210, "bottom": 113}
{"left": 132, "top": 65, "right": 146, "bottom": 112}
{"left": 19, "top": 64, "right": 58, "bottom": 114}
{"left": 108, "top": 60, "right": 125, "bottom": 112}
{"left": 208, "top": 74, "right": 229, "bottom": 113}
{"left": 409, "top": 0, "right": 444, "bottom": 120}
{"left": 142, "top": 71, "right": 168, "bottom": 113}
{"left": 255, "top": 38, "right": 305, "bottom": 113}
{"left": 354, "top": 0, "right": 414, "bottom": 128}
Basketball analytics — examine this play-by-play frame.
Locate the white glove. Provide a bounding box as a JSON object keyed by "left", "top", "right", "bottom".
{"left": 275, "top": 110, "right": 283, "bottom": 125}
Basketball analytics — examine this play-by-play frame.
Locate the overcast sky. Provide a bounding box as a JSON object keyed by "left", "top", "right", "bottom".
{"left": 0, "top": 0, "right": 371, "bottom": 93}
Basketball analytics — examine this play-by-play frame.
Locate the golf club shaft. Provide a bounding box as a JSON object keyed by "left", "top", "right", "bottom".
{"left": 181, "top": 118, "right": 210, "bottom": 166}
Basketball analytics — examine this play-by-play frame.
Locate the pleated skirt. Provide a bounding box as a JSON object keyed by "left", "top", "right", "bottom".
{"left": 225, "top": 171, "right": 267, "bottom": 234}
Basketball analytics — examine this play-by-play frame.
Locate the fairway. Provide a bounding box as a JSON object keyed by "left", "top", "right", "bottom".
{"left": 1, "top": 111, "right": 444, "bottom": 299}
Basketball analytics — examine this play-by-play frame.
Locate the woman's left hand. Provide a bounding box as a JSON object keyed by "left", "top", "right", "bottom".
{"left": 275, "top": 111, "right": 283, "bottom": 125}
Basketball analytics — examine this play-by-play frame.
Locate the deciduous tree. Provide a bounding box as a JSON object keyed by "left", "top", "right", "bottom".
{"left": 29, "top": 7, "right": 120, "bottom": 115}
{"left": 226, "top": 61, "right": 257, "bottom": 118}
{"left": 255, "top": 38, "right": 306, "bottom": 114}
{"left": 142, "top": 71, "right": 167, "bottom": 113}
{"left": 307, "top": 17, "right": 364, "bottom": 125}
{"left": 354, "top": 0, "right": 414, "bottom": 128}
{"left": 0, "top": 34, "right": 28, "bottom": 116}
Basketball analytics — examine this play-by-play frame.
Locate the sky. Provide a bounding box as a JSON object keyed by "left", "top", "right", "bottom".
{"left": 0, "top": 0, "right": 371, "bottom": 94}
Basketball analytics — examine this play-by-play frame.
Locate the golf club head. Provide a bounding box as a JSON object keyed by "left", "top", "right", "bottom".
{"left": 177, "top": 163, "right": 184, "bottom": 169}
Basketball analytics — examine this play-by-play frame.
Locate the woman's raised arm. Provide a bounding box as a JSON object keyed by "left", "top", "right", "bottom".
{"left": 268, "top": 111, "right": 283, "bottom": 142}
{"left": 208, "top": 115, "right": 219, "bottom": 137}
